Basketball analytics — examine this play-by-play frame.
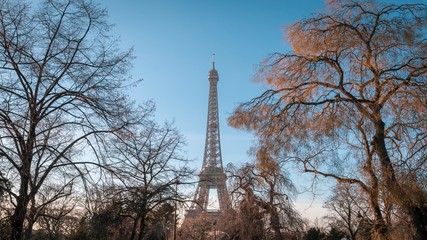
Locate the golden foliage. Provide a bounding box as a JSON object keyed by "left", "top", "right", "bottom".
{"left": 229, "top": 1, "right": 427, "bottom": 238}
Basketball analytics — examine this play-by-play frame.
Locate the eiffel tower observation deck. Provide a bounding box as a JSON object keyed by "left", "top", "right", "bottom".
{"left": 185, "top": 55, "right": 231, "bottom": 218}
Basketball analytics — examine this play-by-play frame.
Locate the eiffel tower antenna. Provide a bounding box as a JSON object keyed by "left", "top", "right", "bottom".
{"left": 212, "top": 53, "right": 215, "bottom": 69}
{"left": 185, "top": 55, "right": 231, "bottom": 219}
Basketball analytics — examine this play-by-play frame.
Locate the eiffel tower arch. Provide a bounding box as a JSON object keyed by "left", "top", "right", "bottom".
{"left": 184, "top": 56, "right": 231, "bottom": 221}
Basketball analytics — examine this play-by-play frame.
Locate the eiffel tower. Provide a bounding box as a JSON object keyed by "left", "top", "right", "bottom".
{"left": 186, "top": 55, "right": 231, "bottom": 219}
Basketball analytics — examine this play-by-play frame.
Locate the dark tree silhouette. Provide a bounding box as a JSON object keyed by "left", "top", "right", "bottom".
{"left": 0, "top": 0, "right": 141, "bottom": 239}
{"left": 101, "top": 122, "right": 193, "bottom": 240}
{"left": 303, "top": 227, "right": 325, "bottom": 240}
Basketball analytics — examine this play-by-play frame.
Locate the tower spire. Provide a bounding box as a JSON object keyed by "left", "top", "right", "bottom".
{"left": 212, "top": 53, "right": 215, "bottom": 69}
{"left": 185, "top": 56, "right": 231, "bottom": 219}
{"left": 208, "top": 54, "right": 218, "bottom": 80}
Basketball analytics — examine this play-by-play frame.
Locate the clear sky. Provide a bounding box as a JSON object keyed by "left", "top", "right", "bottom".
{"left": 93, "top": 0, "right": 420, "bottom": 222}
{"left": 95, "top": 0, "right": 325, "bottom": 166}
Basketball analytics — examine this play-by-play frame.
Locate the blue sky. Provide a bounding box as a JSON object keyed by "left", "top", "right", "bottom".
{"left": 97, "top": 0, "right": 325, "bottom": 167}
{"left": 93, "top": 0, "right": 328, "bottom": 220}
{"left": 94, "top": 0, "right": 420, "bottom": 221}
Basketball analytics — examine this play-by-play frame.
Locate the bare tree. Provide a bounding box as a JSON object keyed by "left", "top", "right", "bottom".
{"left": 88, "top": 188, "right": 133, "bottom": 240}
{"left": 227, "top": 147, "right": 304, "bottom": 240}
{"left": 26, "top": 180, "right": 76, "bottom": 238}
{"left": 178, "top": 213, "right": 216, "bottom": 240}
{"left": 31, "top": 190, "right": 78, "bottom": 240}
{"left": 229, "top": 1, "right": 427, "bottom": 239}
{"left": 324, "top": 183, "right": 369, "bottom": 240}
{"left": 100, "top": 122, "right": 193, "bottom": 240}
{"left": 0, "top": 0, "right": 141, "bottom": 239}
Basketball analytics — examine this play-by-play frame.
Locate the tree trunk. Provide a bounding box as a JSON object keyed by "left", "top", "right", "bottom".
{"left": 137, "top": 217, "right": 147, "bottom": 240}
{"left": 10, "top": 193, "right": 29, "bottom": 240}
{"left": 23, "top": 207, "right": 36, "bottom": 240}
{"left": 130, "top": 217, "right": 140, "bottom": 240}
{"left": 409, "top": 206, "right": 426, "bottom": 240}
{"left": 368, "top": 192, "right": 389, "bottom": 240}
{"left": 373, "top": 120, "right": 426, "bottom": 240}
{"left": 270, "top": 210, "right": 282, "bottom": 240}
{"left": 10, "top": 165, "right": 31, "bottom": 240}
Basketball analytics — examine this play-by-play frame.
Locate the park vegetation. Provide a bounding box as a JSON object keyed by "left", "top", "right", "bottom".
{"left": 229, "top": 0, "right": 427, "bottom": 239}
{"left": 0, "top": 0, "right": 425, "bottom": 239}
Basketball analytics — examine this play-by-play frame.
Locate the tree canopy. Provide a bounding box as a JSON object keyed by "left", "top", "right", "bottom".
{"left": 0, "top": 0, "right": 192, "bottom": 239}
{"left": 229, "top": 0, "right": 427, "bottom": 239}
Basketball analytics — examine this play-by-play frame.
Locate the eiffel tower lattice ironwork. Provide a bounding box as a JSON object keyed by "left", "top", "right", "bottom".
{"left": 186, "top": 56, "right": 231, "bottom": 217}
